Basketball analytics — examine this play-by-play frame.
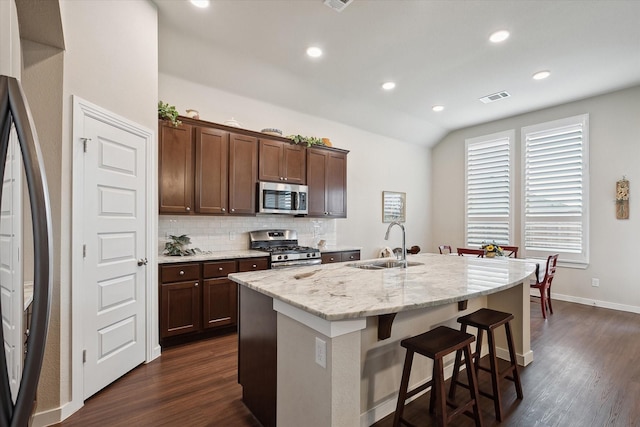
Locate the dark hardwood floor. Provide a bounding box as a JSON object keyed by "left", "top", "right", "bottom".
{"left": 56, "top": 299, "right": 640, "bottom": 426}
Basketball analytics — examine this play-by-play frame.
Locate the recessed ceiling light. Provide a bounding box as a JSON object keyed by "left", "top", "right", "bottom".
{"left": 306, "top": 46, "right": 323, "bottom": 58}
{"left": 190, "top": 0, "right": 210, "bottom": 8}
{"left": 432, "top": 105, "right": 445, "bottom": 112}
{"left": 533, "top": 70, "right": 551, "bottom": 80}
{"left": 382, "top": 81, "right": 396, "bottom": 91}
{"left": 489, "top": 30, "right": 510, "bottom": 43}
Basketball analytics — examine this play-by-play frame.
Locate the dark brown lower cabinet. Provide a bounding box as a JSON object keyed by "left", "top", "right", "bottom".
{"left": 321, "top": 249, "right": 361, "bottom": 264}
{"left": 159, "top": 257, "right": 268, "bottom": 346}
{"left": 160, "top": 280, "right": 201, "bottom": 338}
{"left": 203, "top": 278, "right": 237, "bottom": 329}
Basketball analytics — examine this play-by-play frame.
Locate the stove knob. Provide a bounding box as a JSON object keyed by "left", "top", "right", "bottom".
{"left": 277, "top": 255, "right": 282, "bottom": 260}
{"left": 284, "top": 255, "right": 288, "bottom": 260}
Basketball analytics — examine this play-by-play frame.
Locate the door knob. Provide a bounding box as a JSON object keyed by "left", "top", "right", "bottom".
{"left": 137, "top": 258, "right": 148, "bottom": 266}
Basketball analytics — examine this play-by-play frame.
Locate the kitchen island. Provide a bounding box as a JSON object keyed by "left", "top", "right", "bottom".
{"left": 229, "top": 253, "right": 537, "bottom": 427}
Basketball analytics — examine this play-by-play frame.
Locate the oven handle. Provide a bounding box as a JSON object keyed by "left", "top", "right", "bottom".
{"left": 271, "top": 259, "right": 322, "bottom": 268}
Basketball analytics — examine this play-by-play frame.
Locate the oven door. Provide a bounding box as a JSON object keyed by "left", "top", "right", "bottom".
{"left": 258, "top": 182, "right": 308, "bottom": 215}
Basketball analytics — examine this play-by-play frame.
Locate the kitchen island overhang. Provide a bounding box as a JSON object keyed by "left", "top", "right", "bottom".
{"left": 229, "top": 253, "right": 537, "bottom": 427}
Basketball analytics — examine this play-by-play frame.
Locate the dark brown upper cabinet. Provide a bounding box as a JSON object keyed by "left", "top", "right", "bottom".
{"left": 159, "top": 121, "right": 194, "bottom": 214}
{"left": 306, "top": 147, "right": 347, "bottom": 218}
{"left": 195, "top": 127, "right": 229, "bottom": 214}
{"left": 258, "top": 139, "right": 306, "bottom": 184}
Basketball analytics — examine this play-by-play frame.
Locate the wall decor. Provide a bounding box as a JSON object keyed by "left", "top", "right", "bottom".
{"left": 616, "top": 177, "right": 629, "bottom": 219}
{"left": 382, "top": 191, "right": 406, "bottom": 222}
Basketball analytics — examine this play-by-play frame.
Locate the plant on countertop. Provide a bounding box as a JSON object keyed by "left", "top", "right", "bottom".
{"left": 481, "top": 241, "right": 504, "bottom": 257}
{"left": 164, "top": 234, "right": 200, "bottom": 256}
{"left": 158, "top": 101, "right": 181, "bottom": 127}
{"left": 286, "top": 134, "right": 325, "bottom": 147}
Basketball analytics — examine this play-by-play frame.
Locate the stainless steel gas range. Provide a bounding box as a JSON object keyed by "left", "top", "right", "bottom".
{"left": 249, "top": 229, "right": 321, "bottom": 268}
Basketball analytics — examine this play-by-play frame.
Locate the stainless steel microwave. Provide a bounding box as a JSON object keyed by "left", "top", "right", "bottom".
{"left": 257, "top": 181, "right": 308, "bottom": 215}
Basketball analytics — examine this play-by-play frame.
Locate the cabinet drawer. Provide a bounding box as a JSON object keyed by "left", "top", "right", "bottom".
{"left": 238, "top": 258, "right": 269, "bottom": 272}
{"left": 341, "top": 251, "right": 360, "bottom": 262}
{"left": 203, "top": 260, "right": 238, "bottom": 278}
{"left": 321, "top": 252, "right": 341, "bottom": 264}
{"left": 161, "top": 263, "right": 200, "bottom": 283}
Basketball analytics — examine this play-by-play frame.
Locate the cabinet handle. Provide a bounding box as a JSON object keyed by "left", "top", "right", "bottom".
{"left": 179, "top": 270, "right": 185, "bottom": 276}
{"left": 324, "top": 212, "right": 328, "bottom": 215}
{"left": 284, "top": 177, "right": 288, "bottom": 181}
{"left": 279, "top": 177, "right": 284, "bottom": 181}
{"left": 349, "top": 256, "right": 354, "bottom": 260}
{"left": 186, "top": 206, "right": 191, "bottom": 212}
{"left": 218, "top": 267, "right": 224, "bottom": 271}
{"left": 231, "top": 208, "right": 235, "bottom": 212}
{"left": 222, "top": 208, "right": 226, "bottom": 212}
{"left": 252, "top": 264, "right": 257, "bottom": 268}
{"left": 330, "top": 257, "right": 335, "bottom": 261}
{"left": 194, "top": 282, "right": 198, "bottom": 287}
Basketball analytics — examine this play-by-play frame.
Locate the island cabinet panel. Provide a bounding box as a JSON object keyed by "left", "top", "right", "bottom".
{"left": 306, "top": 147, "right": 348, "bottom": 218}
{"left": 229, "top": 133, "right": 258, "bottom": 214}
{"left": 321, "top": 250, "right": 360, "bottom": 264}
{"left": 238, "top": 286, "right": 277, "bottom": 427}
{"left": 159, "top": 121, "right": 194, "bottom": 214}
{"left": 258, "top": 139, "right": 306, "bottom": 184}
{"left": 195, "top": 127, "right": 229, "bottom": 214}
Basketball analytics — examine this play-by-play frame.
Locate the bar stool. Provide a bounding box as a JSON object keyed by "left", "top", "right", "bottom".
{"left": 393, "top": 326, "right": 482, "bottom": 427}
{"left": 448, "top": 308, "right": 523, "bottom": 422}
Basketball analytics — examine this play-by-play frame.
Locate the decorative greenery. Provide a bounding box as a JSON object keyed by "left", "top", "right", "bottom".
{"left": 158, "top": 101, "right": 181, "bottom": 127}
{"left": 286, "top": 134, "right": 325, "bottom": 147}
{"left": 481, "top": 241, "right": 504, "bottom": 256}
{"left": 164, "top": 234, "right": 200, "bottom": 256}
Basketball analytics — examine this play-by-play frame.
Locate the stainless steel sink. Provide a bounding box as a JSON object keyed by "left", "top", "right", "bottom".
{"left": 347, "top": 260, "right": 424, "bottom": 270}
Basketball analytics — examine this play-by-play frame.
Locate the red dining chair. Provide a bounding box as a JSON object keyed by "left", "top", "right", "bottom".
{"left": 501, "top": 245, "right": 519, "bottom": 258}
{"left": 531, "top": 254, "right": 559, "bottom": 319}
{"left": 457, "top": 248, "right": 485, "bottom": 257}
{"left": 438, "top": 245, "right": 452, "bottom": 255}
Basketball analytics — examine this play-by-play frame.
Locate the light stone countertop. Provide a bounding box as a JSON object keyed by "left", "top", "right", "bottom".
{"left": 158, "top": 250, "right": 269, "bottom": 264}
{"left": 229, "top": 253, "right": 537, "bottom": 321}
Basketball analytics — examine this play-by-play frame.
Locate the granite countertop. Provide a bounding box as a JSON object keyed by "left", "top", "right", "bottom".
{"left": 158, "top": 250, "right": 269, "bottom": 264}
{"left": 229, "top": 253, "right": 537, "bottom": 321}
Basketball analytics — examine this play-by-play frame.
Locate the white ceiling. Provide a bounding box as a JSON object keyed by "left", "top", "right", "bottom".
{"left": 154, "top": 0, "right": 640, "bottom": 146}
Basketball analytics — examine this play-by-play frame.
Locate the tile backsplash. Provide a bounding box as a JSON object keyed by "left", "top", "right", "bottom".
{"left": 158, "top": 215, "right": 337, "bottom": 254}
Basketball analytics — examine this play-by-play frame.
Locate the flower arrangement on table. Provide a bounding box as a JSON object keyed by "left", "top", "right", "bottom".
{"left": 481, "top": 241, "right": 504, "bottom": 257}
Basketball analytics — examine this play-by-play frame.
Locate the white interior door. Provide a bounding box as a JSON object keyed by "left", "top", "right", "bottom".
{"left": 80, "top": 113, "right": 147, "bottom": 399}
{"left": 0, "top": 128, "right": 23, "bottom": 402}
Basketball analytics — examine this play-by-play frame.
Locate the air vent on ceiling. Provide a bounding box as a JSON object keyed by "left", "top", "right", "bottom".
{"left": 479, "top": 91, "right": 511, "bottom": 104}
{"left": 323, "top": 0, "right": 353, "bottom": 12}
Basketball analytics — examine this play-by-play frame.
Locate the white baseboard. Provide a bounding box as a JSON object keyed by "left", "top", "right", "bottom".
{"left": 530, "top": 290, "right": 640, "bottom": 314}
{"left": 31, "top": 405, "right": 63, "bottom": 427}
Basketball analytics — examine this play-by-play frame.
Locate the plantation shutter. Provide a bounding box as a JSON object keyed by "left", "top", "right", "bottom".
{"left": 465, "top": 131, "right": 512, "bottom": 247}
{"left": 523, "top": 114, "right": 589, "bottom": 264}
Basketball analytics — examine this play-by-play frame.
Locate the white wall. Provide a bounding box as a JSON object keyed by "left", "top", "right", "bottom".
{"left": 22, "top": 1, "right": 159, "bottom": 424}
{"left": 0, "top": 0, "right": 20, "bottom": 78}
{"left": 432, "top": 85, "right": 640, "bottom": 312}
{"left": 159, "top": 73, "right": 432, "bottom": 259}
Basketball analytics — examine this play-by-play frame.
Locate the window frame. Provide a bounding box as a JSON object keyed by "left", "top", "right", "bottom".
{"left": 520, "top": 114, "right": 590, "bottom": 267}
{"left": 464, "top": 130, "right": 514, "bottom": 248}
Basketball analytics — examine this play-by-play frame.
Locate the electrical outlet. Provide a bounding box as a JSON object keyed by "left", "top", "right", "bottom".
{"left": 591, "top": 278, "right": 600, "bottom": 287}
{"left": 315, "top": 337, "right": 326, "bottom": 368}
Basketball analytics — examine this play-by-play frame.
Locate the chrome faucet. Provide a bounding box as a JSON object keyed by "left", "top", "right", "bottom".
{"left": 384, "top": 221, "right": 406, "bottom": 268}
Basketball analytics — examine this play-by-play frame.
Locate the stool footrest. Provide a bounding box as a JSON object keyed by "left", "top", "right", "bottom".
{"left": 405, "top": 380, "right": 433, "bottom": 400}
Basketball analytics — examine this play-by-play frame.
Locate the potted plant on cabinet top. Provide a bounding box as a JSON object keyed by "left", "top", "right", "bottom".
{"left": 158, "top": 101, "right": 181, "bottom": 127}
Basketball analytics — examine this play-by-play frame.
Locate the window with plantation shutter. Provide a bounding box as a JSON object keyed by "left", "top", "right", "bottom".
{"left": 465, "top": 130, "right": 513, "bottom": 248}
{"left": 522, "top": 114, "right": 589, "bottom": 265}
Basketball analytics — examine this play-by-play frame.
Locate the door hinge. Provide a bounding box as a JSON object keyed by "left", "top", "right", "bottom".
{"left": 83, "top": 244, "right": 86, "bottom": 258}
{"left": 81, "top": 137, "right": 91, "bottom": 153}
{"left": 83, "top": 350, "right": 86, "bottom": 363}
